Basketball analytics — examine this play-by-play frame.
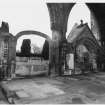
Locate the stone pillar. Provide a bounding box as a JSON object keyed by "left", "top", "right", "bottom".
{"left": 8, "top": 37, "right": 16, "bottom": 78}
{"left": 47, "top": 3, "right": 74, "bottom": 76}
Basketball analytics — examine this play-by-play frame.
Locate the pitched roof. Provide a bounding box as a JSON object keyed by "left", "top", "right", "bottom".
{"left": 67, "top": 23, "right": 87, "bottom": 43}
{"left": 67, "top": 23, "right": 105, "bottom": 57}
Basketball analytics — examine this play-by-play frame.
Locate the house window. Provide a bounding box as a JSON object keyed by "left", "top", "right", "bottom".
{"left": 4, "top": 39, "right": 8, "bottom": 58}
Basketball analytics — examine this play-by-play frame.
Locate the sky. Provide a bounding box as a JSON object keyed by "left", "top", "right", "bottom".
{"left": 0, "top": 0, "right": 90, "bottom": 51}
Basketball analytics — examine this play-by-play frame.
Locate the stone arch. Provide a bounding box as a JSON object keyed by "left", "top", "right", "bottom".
{"left": 66, "top": 3, "right": 90, "bottom": 37}
{"left": 15, "top": 30, "right": 52, "bottom": 59}
{"left": 12, "top": 30, "right": 51, "bottom": 62}
{"left": 15, "top": 30, "right": 51, "bottom": 43}
{"left": 11, "top": 30, "right": 52, "bottom": 75}
{"left": 15, "top": 30, "right": 52, "bottom": 55}
{"left": 75, "top": 36, "right": 105, "bottom": 61}
{"left": 74, "top": 36, "right": 105, "bottom": 73}
{"left": 75, "top": 37, "right": 100, "bottom": 53}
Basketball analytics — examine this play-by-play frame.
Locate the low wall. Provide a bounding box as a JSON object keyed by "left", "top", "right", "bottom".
{"left": 15, "top": 60, "right": 49, "bottom": 76}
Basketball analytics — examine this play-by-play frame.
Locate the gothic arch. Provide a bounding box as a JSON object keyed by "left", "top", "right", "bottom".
{"left": 75, "top": 37, "right": 102, "bottom": 54}
{"left": 67, "top": 3, "right": 101, "bottom": 44}
{"left": 11, "top": 30, "right": 52, "bottom": 65}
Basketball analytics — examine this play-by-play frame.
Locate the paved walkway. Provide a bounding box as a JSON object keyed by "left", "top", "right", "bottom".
{"left": 1, "top": 72, "right": 105, "bottom": 104}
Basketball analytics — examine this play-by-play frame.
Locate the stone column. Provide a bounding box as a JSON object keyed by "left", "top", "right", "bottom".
{"left": 8, "top": 37, "right": 16, "bottom": 78}
{"left": 47, "top": 3, "right": 74, "bottom": 76}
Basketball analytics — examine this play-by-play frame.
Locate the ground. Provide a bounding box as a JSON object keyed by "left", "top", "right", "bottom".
{"left": 0, "top": 87, "right": 8, "bottom": 104}
{"left": 1, "top": 72, "right": 105, "bottom": 104}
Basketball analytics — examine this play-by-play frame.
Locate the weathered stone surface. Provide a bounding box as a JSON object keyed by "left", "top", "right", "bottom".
{"left": 2, "top": 72, "right": 105, "bottom": 104}
{"left": 47, "top": 3, "right": 74, "bottom": 34}
{"left": 47, "top": 3, "right": 74, "bottom": 76}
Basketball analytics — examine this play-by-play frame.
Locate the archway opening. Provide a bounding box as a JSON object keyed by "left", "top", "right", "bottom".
{"left": 66, "top": 3, "right": 100, "bottom": 43}
{"left": 16, "top": 35, "right": 45, "bottom": 53}
{"left": 66, "top": 3, "right": 91, "bottom": 38}
{"left": 16, "top": 35, "right": 49, "bottom": 76}
{"left": 75, "top": 39, "right": 98, "bottom": 74}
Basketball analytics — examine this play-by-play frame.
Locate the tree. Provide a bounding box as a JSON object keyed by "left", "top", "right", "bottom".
{"left": 31, "top": 44, "right": 41, "bottom": 54}
{"left": 42, "top": 40, "right": 49, "bottom": 60}
{"left": 21, "top": 39, "right": 31, "bottom": 57}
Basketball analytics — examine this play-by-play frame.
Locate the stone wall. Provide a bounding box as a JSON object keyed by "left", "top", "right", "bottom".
{"left": 91, "top": 12, "right": 101, "bottom": 45}
{"left": 15, "top": 60, "right": 49, "bottom": 76}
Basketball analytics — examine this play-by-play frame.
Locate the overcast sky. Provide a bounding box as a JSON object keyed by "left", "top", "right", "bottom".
{"left": 0, "top": 0, "right": 90, "bottom": 51}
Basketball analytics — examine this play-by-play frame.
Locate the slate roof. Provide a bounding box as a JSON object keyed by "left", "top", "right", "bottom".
{"left": 67, "top": 23, "right": 99, "bottom": 46}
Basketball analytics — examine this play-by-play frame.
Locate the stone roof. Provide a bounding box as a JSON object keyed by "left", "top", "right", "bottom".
{"left": 67, "top": 23, "right": 100, "bottom": 46}
{"left": 67, "top": 23, "right": 88, "bottom": 43}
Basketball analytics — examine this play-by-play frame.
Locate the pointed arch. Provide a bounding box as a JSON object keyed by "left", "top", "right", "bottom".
{"left": 75, "top": 37, "right": 104, "bottom": 56}
{"left": 66, "top": 3, "right": 90, "bottom": 38}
